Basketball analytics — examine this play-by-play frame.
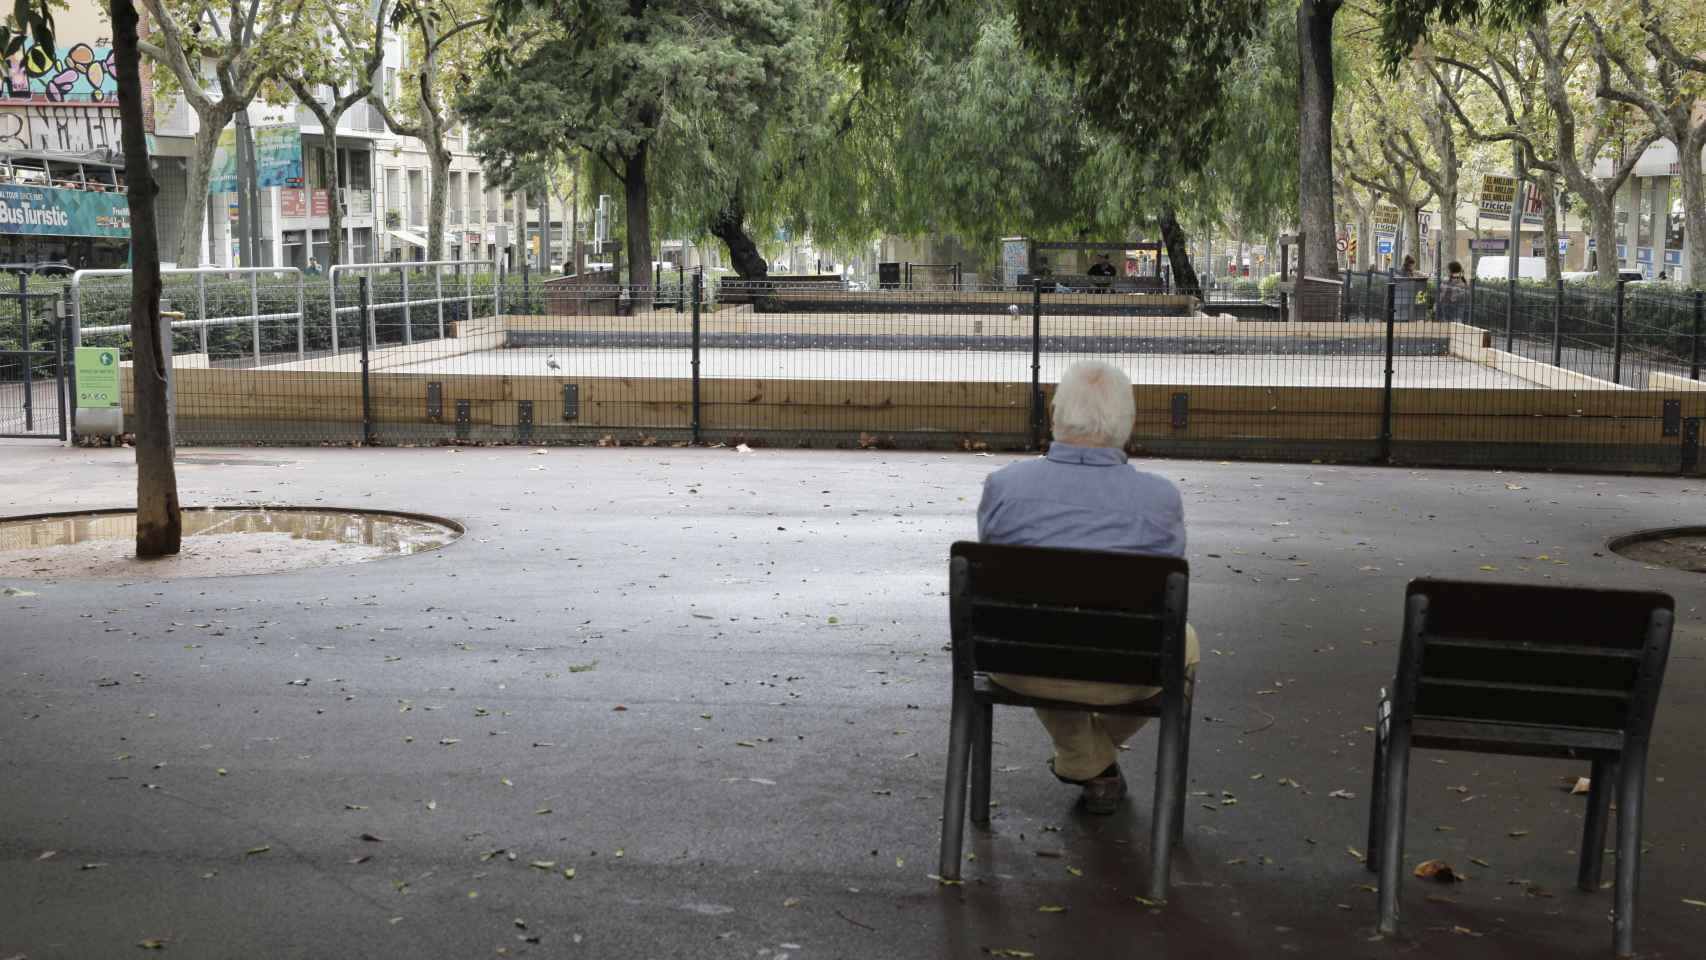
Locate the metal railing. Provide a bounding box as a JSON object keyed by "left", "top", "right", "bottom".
{"left": 327, "top": 260, "right": 499, "bottom": 355}
{"left": 71, "top": 267, "right": 308, "bottom": 363}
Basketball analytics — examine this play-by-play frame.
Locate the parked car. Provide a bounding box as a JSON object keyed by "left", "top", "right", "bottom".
{"left": 1473, "top": 256, "right": 1548, "bottom": 281}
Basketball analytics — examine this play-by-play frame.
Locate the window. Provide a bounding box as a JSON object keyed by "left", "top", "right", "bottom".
{"left": 407, "top": 170, "right": 424, "bottom": 227}
{"left": 1667, "top": 194, "right": 1685, "bottom": 251}
{"left": 447, "top": 172, "right": 462, "bottom": 223}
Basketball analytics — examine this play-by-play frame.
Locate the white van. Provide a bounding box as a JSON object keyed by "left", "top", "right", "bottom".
{"left": 1474, "top": 256, "right": 1548, "bottom": 281}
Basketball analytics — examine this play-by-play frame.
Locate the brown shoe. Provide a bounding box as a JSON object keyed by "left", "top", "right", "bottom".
{"left": 1080, "top": 766, "right": 1127, "bottom": 815}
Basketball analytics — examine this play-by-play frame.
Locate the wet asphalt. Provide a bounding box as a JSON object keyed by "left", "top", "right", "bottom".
{"left": 1, "top": 442, "right": 1703, "bottom": 959}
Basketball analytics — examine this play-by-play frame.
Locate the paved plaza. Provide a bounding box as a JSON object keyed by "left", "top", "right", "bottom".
{"left": 1, "top": 443, "right": 1703, "bottom": 958}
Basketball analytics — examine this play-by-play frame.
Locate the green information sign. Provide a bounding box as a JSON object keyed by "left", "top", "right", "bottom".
{"left": 75, "top": 347, "right": 120, "bottom": 408}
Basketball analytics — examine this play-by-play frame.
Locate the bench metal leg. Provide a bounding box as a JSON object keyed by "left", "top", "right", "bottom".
{"left": 1613, "top": 744, "right": 1646, "bottom": 958}
{"left": 938, "top": 692, "right": 974, "bottom": 880}
{"left": 1578, "top": 757, "right": 1613, "bottom": 893}
{"left": 969, "top": 702, "right": 993, "bottom": 826}
{"left": 1375, "top": 719, "right": 1412, "bottom": 938}
{"left": 1171, "top": 697, "right": 1192, "bottom": 846}
{"left": 1367, "top": 693, "right": 1390, "bottom": 874}
{"left": 1148, "top": 697, "right": 1182, "bottom": 902}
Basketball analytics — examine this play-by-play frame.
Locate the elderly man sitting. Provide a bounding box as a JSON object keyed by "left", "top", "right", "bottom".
{"left": 976, "top": 360, "right": 1200, "bottom": 813}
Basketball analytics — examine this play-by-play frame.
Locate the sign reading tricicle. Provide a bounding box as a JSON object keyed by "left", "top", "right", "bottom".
{"left": 75, "top": 346, "right": 119, "bottom": 408}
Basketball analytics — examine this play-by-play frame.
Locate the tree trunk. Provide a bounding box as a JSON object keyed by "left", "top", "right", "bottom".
{"left": 1296, "top": 0, "right": 1341, "bottom": 279}
{"left": 115, "top": 0, "right": 180, "bottom": 556}
{"left": 178, "top": 111, "right": 227, "bottom": 265}
{"left": 1403, "top": 204, "right": 1422, "bottom": 268}
{"left": 325, "top": 126, "right": 344, "bottom": 266}
{"left": 428, "top": 143, "right": 450, "bottom": 262}
{"left": 710, "top": 200, "right": 768, "bottom": 280}
{"left": 1588, "top": 196, "right": 1619, "bottom": 283}
{"left": 1159, "top": 206, "right": 1199, "bottom": 297}
{"left": 623, "top": 144, "right": 652, "bottom": 306}
{"left": 1540, "top": 172, "right": 1561, "bottom": 282}
{"left": 1680, "top": 129, "right": 1706, "bottom": 289}
{"left": 1438, "top": 177, "right": 1457, "bottom": 275}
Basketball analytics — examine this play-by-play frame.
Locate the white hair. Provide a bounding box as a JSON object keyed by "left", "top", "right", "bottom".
{"left": 1052, "top": 360, "right": 1135, "bottom": 447}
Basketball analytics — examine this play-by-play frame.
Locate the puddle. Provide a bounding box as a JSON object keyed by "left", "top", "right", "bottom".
{"left": 0, "top": 507, "right": 461, "bottom": 580}
{"left": 1608, "top": 527, "right": 1706, "bottom": 574}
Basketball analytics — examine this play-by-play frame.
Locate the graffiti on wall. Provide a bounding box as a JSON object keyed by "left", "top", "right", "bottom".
{"left": 3, "top": 41, "right": 117, "bottom": 102}
{"left": 0, "top": 103, "right": 123, "bottom": 152}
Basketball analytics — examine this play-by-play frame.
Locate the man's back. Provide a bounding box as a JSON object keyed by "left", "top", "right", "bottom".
{"left": 977, "top": 443, "right": 1184, "bottom": 557}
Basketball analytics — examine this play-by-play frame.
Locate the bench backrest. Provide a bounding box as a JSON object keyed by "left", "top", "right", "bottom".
{"left": 949, "top": 541, "right": 1189, "bottom": 688}
{"left": 1396, "top": 578, "right": 1673, "bottom": 738}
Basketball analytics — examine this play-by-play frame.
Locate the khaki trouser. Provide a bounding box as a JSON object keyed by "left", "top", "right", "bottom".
{"left": 990, "top": 624, "right": 1200, "bottom": 782}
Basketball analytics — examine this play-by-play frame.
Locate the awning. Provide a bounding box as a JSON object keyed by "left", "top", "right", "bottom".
{"left": 388, "top": 229, "right": 427, "bottom": 249}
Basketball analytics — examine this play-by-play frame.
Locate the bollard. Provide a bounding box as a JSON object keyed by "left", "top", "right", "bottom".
{"left": 1612, "top": 280, "right": 1626, "bottom": 387}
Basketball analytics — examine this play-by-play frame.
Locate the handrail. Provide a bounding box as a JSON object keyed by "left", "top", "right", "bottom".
{"left": 70, "top": 266, "right": 307, "bottom": 363}
{"left": 326, "top": 260, "right": 498, "bottom": 354}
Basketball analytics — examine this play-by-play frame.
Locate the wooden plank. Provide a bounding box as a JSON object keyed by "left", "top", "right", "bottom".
{"left": 1390, "top": 389, "right": 1706, "bottom": 418}
{"left": 1392, "top": 415, "right": 1681, "bottom": 444}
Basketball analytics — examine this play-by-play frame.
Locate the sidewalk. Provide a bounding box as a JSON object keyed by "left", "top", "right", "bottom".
{"left": 2, "top": 443, "right": 1702, "bottom": 958}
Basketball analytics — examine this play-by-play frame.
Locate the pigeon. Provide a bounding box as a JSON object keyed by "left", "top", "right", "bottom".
{"left": 1007, "top": 304, "right": 1020, "bottom": 315}
{"left": 546, "top": 355, "right": 561, "bottom": 372}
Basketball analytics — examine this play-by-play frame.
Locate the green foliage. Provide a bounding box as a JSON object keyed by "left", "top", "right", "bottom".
{"left": 1011, "top": 0, "right": 1265, "bottom": 169}
{"left": 1375, "top": 0, "right": 1552, "bottom": 72}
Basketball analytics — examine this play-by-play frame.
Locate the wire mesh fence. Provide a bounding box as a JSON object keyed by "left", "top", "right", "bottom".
{"left": 49, "top": 267, "right": 1706, "bottom": 473}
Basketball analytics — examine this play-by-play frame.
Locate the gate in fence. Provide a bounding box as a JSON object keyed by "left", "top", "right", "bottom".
{"left": 0, "top": 271, "right": 66, "bottom": 440}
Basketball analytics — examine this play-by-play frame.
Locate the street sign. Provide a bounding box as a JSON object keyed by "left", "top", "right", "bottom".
{"left": 1479, "top": 174, "right": 1518, "bottom": 216}
{"left": 1335, "top": 238, "right": 1348, "bottom": 252}
{"left": 75, "top": 347, "right": 119, "bottom": 409}
{"left": 1373, "top": 206, "right": 1400, "bottom": 236}
{"left": 1377, "top": 238, "right": 1394, "bottom": 255}
{"left": 1470, "top": 238, "right": 1509, "bottom": 252}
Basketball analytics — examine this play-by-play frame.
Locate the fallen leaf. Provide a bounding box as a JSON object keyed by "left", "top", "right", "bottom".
{"left": 1328, "top": 789, "right": 1356, "bottom": 800}
{"left": 1682, "top": 899, "right": 1706, "bottom": 908}
{"left": 783, "top": 897, "right": 801, "bottom": 908}
{"left": 1413, "top": 859, "right": 1466, "bottom": 882}
{"left": 245, "top": 845, "right": 271, "bottom": 856}
{"left": 1347, "top": 847, "right": 1365, "bottom": 863}
{"left": 360, "top": 833, "right": 384, "bottom": 843}
{"left": 344, "top": 804, "right": 367, "bottom": 811}
{"left": 1570, "top": 778, "right": 1591, "bottom": 796}
{"left": 1066, "top": 866, "right": 1083, "bottom": 878}
{"left": 1508, "top": 830, "right": 1530, "bottom": 838}
{"left": 568, "top": 661, "right": 598, "bottom": 673}
{"left": 37, "top": 850, "right": 57, "bottom": 860}
{"left": 986, "top": 951, "right": 1035, "bottom": 959}
{"left": 562, "top": 868, "right": 575, "bottom": 880}
{"left": 80, "top": 862, "right": 109, "bottom": 870}
{"left": 348, "top": 855, "right": 371, "bottom": 865}
{"left": 1470, "top": 857, "right": 1491, "bottom": 868}
{"left": 1132, "top": 895, "right": 1161, "bottom": 907}
{"left": 137, "top": 938, "right": 168, "bottom": 949}
{"left": 1037, "top": 905, "right": 1067, "bottom": 913}
{"left": 529, "top": 860, "right": 556, "bottom": 870}
{"left": 535, "top": 807, "right": 553, "bottom": 815}
{"left": 438, "top": 739, "right": 460, "bottom": 746}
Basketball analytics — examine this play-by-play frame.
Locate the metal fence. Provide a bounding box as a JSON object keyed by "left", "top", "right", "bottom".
{"left": 48, "top": 269, "right": 1706, "bottom": 474}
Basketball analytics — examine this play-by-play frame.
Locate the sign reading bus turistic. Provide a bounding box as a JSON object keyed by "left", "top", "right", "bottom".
{"left": 75, "top": 347, "right": 119, "bottom": 408}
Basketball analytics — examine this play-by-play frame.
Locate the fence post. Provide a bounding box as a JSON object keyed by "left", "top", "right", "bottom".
{"left": 1030, "top": 281, "right": 1043, "bottom": 450}
{"left": 329, "top": 270, "right": 341, "bottom": 355}
{"left": 435, "top": 267, "right": 445, "bottom": 340}
{"left": 1468, "top": 275, "right": 1476, "bottom": 329}
{"left": 54, "top": 298, "right": 68, "bottom": 441}
{"left": 401, "top": 268, "right": 412, "bottom": 344}
{"left": 294, "top": 271, "right": 305, "bottom": 361}
{"left": 496, "top": 261, "right": 505, "bottom": 318}
{"left": 1613, "top": 279, "right": 1626, "bottom": 387}
{"left": 55, "top": 293, "right": 71, "bottom": 438}
{"left": 1692, "top": 289, "right": 1702, "bottom": 382}
{"left": 1339, "top": 273, "right": 1349, "bottom": 323}
{"left": 197, "top": 271, "right": 208, "bottom": 357}
{"left": 1503, "top": 276, "right": 1514, "bottom": 353}
{"left": 677, "top": 262, "right": 685, "bottom": 314}
{"left": 250, "top": 270, "right": 261, "bottom": 366}
{"left": 1552, "top": 276, "right": 1564, "bottom": 367}
{"left": 1364, "top": 271, "right": 1374, "bottom": 322}
{"left": 1380, "top": 279, "right": 1396, "bottom": 463}
{"left": 691, "top": 268, "right": 702, "bottom": 444}
{"left": 359, "top": 276, "right": 373, "bottom": 445}
{"left": 16, "top": 272, "right": 32, "bottom": 431}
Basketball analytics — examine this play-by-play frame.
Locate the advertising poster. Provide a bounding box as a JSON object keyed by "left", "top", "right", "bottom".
{"left": 0, "top": 182, "right": 129, "bottom": 237}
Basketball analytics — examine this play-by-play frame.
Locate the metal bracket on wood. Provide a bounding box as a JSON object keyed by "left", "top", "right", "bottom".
{"left": 1661, "top": 398, "right": 1681, "bottom": 437}
{"left": 427, "top": 381, "right": 442, "bottom": 420}
{"left": 1684, "top": 419, "right": 1701, "bottom": 473}
{"left": 1171, "top": 392, "right": 1189, "bottom": 430}
{"left": 454, "top": 399, "right": 471, "bottom": 440}
{"left": 562, "top": 383, "right": 579, "bottom": 421}
{"left": 517, "top": 400, "right": 534, "bottom": 442}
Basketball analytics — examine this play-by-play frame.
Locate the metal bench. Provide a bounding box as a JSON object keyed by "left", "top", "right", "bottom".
{"left": 1366, "top": 578, "right": 1673, "bottom": 957}
{"left": 938, "top": 542, "right": 1194, "bottom": 901}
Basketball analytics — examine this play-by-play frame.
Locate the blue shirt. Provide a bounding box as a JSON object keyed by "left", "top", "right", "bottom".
{"left": 976, "top": 443, "right": 1185, "bottom": 557}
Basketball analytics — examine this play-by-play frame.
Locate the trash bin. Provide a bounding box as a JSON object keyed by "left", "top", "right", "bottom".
{"left": 1392, "top": 276, "right": 1427, "bottom": 323}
